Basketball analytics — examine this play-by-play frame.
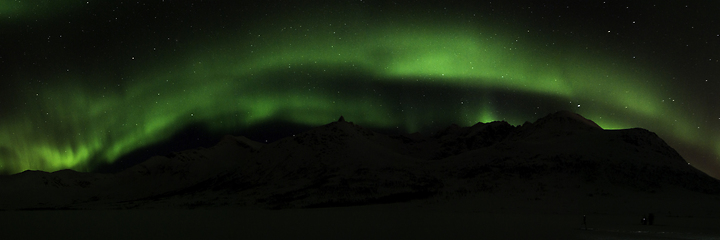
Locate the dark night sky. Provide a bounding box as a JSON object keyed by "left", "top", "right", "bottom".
{"left": 1, "top": 1, "right": 719, "bottom": 178}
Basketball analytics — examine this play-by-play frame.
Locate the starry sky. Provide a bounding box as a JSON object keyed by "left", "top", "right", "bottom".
{"left": 1, "top": 1, "right": 719, "bottom": 178}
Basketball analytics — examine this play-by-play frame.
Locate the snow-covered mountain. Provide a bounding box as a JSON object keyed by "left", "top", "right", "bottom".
{"left": 1, "top": 111, "right": 719, "bottom": 212}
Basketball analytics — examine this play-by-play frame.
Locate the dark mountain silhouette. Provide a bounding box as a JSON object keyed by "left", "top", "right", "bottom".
{"left": 1, "top": 111, "right": 719, "bottom": 212}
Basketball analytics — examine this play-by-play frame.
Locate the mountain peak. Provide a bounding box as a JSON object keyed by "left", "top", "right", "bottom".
{"left": 507, "top": 111, "right": 603, "bottom": 141}
{"left": 535, "top": 110, "right": 603, "bottom": 130}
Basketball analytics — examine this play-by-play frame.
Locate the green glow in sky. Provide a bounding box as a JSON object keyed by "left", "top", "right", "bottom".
{"left": 0, "top": 1, "right": 23, "bottom": 16}
{"left": 0, "top": 0, "right": 86, "bottom": 23}
{"left": 0, "top": 4, "right": 716, "bottom": 176}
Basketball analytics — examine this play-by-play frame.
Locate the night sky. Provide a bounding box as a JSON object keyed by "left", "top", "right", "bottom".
{"left": 1, "top": 1, "right": 719, "bottom": 178}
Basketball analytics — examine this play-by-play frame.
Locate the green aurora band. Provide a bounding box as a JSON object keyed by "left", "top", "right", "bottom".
{"left": 0, "top": 7, "right": 715, "bottom": 176}
{"left": 0, "top": 0, "right": 84, "bottom": 23}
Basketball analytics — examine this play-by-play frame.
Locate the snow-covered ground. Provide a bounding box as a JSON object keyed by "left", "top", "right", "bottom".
{"left": 2, "top": 202, "right": 718, "bottom": 240}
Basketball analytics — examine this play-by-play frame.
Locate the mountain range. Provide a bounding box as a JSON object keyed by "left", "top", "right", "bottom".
{"left": 2, "top": 111, "right": 719, "bottom": 214}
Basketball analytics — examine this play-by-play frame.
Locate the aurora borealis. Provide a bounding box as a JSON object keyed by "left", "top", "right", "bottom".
{"left": 1, "top": 1, "right": 719, "bottom": 178}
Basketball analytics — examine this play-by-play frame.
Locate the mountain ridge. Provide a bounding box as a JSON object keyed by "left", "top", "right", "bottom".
{"left": 1, "top": 111, "right": 719, "bottom": 211}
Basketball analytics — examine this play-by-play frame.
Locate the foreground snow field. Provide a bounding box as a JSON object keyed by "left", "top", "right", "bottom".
{"left": 2, "top": 202, "right": 719, "bottom": 240}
